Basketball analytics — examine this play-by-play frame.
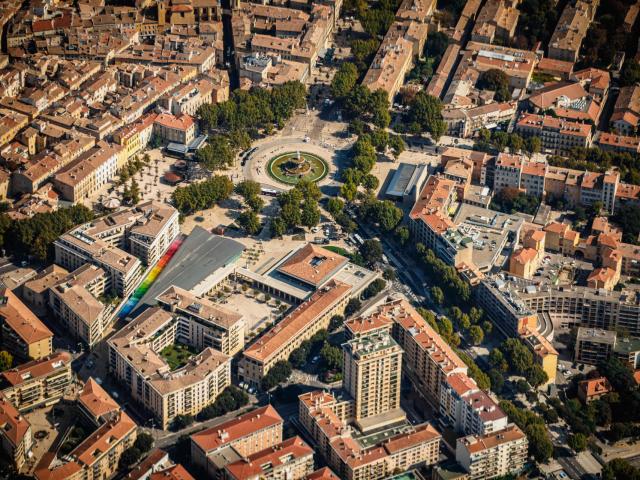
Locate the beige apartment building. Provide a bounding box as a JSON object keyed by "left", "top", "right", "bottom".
{"left": 342, "top": 323, "right": 403, "bottom": 431}
{"left": 223, "top": 436, "right": 314, "bottom": 480}
{"left": 22, "top": 265, "right": 69, "bottom": 316}
{"left": 81, "top": 201, "right": 180, "bottom": 267}
{"left": 108, "top": 307, "right": 232, "bottom": 429}
{"left": 35, "top": 411, "right": 137, "bottom": 480}
{"left": 515, "top": 113, "right": 593, "bottom": 156}
{"left": 54, "top": 203, "right": 178, "bottom": 298}
{"left": 156, "top": 286, "right": 245, "bottom": 356}
{"left": 0, "top": 351, "right": 73, "bottom": 411}
{"left": 0, "top": 288, "right": 53, "bottom": 361}
{"left": 239, "top": 280, "right": 352, "bottom": 387}
{"left": 298, "top": 391, "right": 441, "bottom": 480}
{"left": 49, "top": 264, "right": 109, "bottom": 348}
{"left": 455, "top": 424, "right": 528, "bottom": 479}
{"left": 153, "top": 113, "right": 196, "bottom": 145}
{"left": 548, "top": 0, "right": 599, "bottom": 62}
{"left": 191, "top": 405, "right": 284, "bottom": 477}
{"left": 160, "top": 77, "right": 215, "bottom": 116}
{"left": 52, "top": 141, "right": 123, "bottom": 202}
{"left": 383, "top": 300, "right": 468, "bottom": 406}
{"left": 54, "top": 231, "right": 143, "bottom": 298}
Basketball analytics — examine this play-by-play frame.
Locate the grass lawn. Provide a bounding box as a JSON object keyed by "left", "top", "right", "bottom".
{"left": 160, "top": 343, "right": 197, "bottom": 370}
{"left": 325, "top": 245, "right": 349, "bottom": 256}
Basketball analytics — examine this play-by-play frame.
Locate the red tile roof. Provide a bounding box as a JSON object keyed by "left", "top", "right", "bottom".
{"left": 191, "top": 405, "right": 283, "bottom": 453}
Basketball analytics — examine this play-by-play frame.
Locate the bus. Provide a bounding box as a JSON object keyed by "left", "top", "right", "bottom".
{"left": 353, "top": 233, "right": 364, "bottom": 245}
{"left": 261, "top": 187, "right": 279, "bottom": 197}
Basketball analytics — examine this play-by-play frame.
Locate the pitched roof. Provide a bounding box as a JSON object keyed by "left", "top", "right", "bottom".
{"left": 243, "top": 280, "right": 351, "bottom": 363}
{"left": 150, "top": 465, "right": 194, "bottom": 480}
{"left": 78, "top": 377, "right": 120, "bottom": 419}
{"left": 191, "top": 405, "right": 283, "bottom": 453}
{"left": 0, "top": 288, "right": 52, "bottom": 345}
{"left": 1, "top": 351, "right": 71, "bottom": 386}
{"left": 276, "top": 243, "right": 348, "bottom": 287}
{"left": 0, "top": 393, "right": 30, "bottom": 448}
{"left": 224, "top": 436, "right": 313, "bottom": 480}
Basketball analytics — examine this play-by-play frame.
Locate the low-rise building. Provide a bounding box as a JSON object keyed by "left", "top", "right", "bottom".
{"left": 577, "top": 377, "right": 612, "bottom": 403}
{"left": 470, "top": 0, "right": 520, "bottom": 44}
{"left": 22, "top": 265, "right": 69, "bottom": 316}
{"left": 611, "top": 85, "right": 640, "bottom": 136}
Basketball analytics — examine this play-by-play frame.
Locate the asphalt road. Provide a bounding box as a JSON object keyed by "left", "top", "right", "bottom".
{"left": 558, "top": 454, "right": 587, "bottom": 480}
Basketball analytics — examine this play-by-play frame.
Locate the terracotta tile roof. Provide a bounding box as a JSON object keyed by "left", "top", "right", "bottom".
{"left": 527, "top": 230, "right": 546, "bottom": 242}
{"left": 276, "top": 243, "right": 348, "bottom": 287}
{"left": 0, "top": 393, "right": 30, "bottom": 448}
{"left": 306, "top": 467, "right": 340, "bottom": 480}
{"left": 383, "top": 422, "right": 440, "bottom": 454}
{"left": 536, "top": 57, "right": 574, "bottom": 74}
{"left": 1, "top": 351, "right": 71, "bottom": 386}
{"left": 528, "top": 82, "right": 590, "bottom": 110}
{"left": 522, "top": 161, "right": 546, "bottom": 177}
{"left": 597, "top": 132, "right": 640, "bottom": 151}
{"left": 459, "top": 424, "right": 526, "bottom": 454}
{"left": 377, "top": 299, "right": 467, "bottom": 373}
{"left": 0, "top": 288, "right": 52, "bottom": 346}
{"left": 446, "top": 372, "right": 478, "bottom": 396}
{"left": 224, "top": 436, "right": 313, "bottom": 480}
{"left": 150, "top": 464, "right": 194, "bottom": 480}
{"left": 243, "top": 280, "right": 352, "bottom": 363}
{"left": 410, "top": 175, "right": 456, "bottom": 220}
{"left": 587, "top": 267, "right": 617, "bottom": 284}
{"left": 154, "top": 113, "right": 195, "bottom": 132}
{"left": 579, "top": 377, "right": 612, "bottom": 399}
{"left": 344, "top": 312, "right": 393, "bottom": 337}
{"left": 125, "top": 449, "right": 169, "bottom": 480}
{"left": 511, "top": 247, "right": 537, "bottom": 265}
{"left": 191, "top": 405, "right": 283, "bottom": 453}
{"left": 78, "top": 377, "right": 120, "bottom": 419}
{"left": 72, "top": 411, "right": 136, "bottom": 467}
{"left": 544, "top": 222, "right": 569, "bottom": 234}
{"left": 617, "top": 183, "right": 640, "bottom": 200}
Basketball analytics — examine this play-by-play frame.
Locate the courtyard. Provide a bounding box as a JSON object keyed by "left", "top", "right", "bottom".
{"left": 159, "top": 343, "right": 198, "bottom": 370}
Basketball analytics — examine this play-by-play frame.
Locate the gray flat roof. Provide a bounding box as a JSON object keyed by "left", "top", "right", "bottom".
{"left": 386, "top": 163, "right": 417, "bottom": 197}
{"left": 132, "top": 226, "right": 244, "bottom": 316}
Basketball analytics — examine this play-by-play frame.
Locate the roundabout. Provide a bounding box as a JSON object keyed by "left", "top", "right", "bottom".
{"left": 267, "top": 150, "right": 329, "bottom": 185}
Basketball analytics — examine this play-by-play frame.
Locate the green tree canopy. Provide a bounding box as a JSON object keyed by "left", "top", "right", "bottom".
{"left": 237, "top": 210, "right": 261, "bottom": 235}
{"left": 407, "top": 92, "right": 446, "bottom": 141}
{"left": 477, "top": 69, "right": 510, "bottom": 101}
{"left": 171, "top": 176, "right": 233, "bottom": 215}
{"left": 331, "top": 62, "right": 359, "bottom": 98}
